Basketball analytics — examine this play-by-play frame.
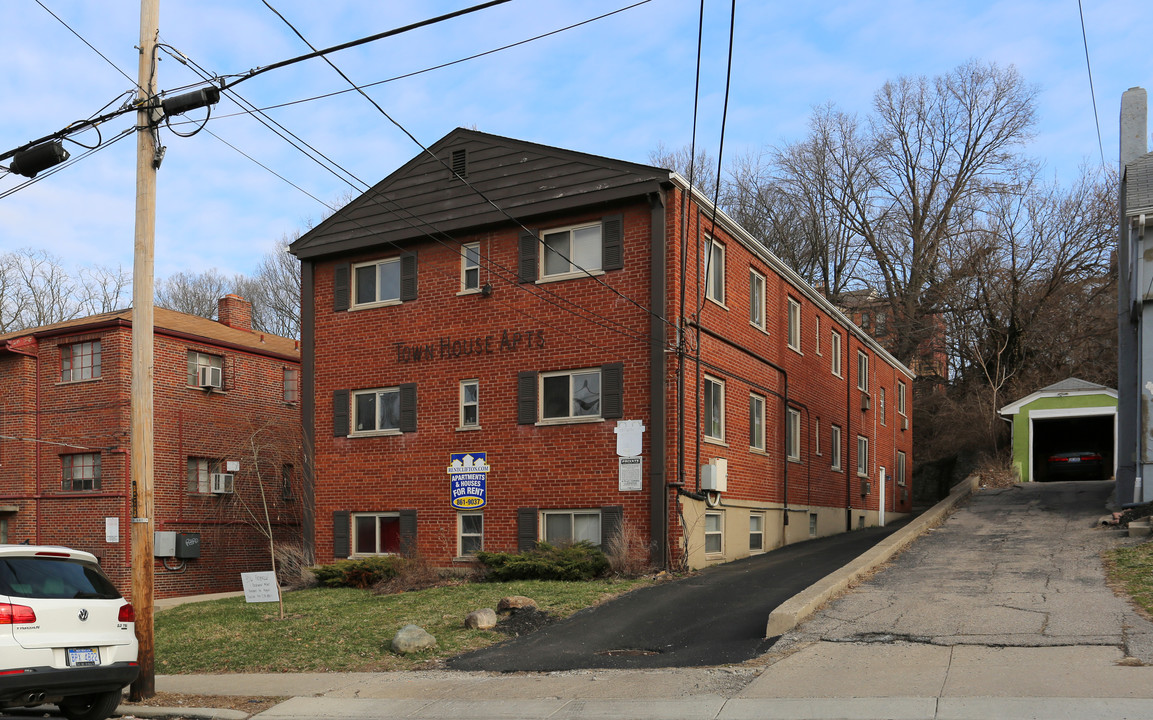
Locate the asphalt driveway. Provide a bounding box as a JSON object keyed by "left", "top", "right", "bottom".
{"left": 449, "top": 519, "right": 907, "bottom": 671}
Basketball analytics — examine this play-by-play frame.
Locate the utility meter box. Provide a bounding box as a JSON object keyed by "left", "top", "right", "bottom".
{"left": 154, "top": 531, "right": 201, "bottom": 558}
{"left": 154, "top": 531, "right": 176, "bottom": 557}
{"left": 175, "top": 532, "right": 201, "bottom": 559}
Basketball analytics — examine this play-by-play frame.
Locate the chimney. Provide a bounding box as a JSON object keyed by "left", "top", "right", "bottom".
{"left": 1121, "top": 87, "right": 1148, "bottom": 173}
{"left": 217, "top": 294, "right": 252, "bottom": 331}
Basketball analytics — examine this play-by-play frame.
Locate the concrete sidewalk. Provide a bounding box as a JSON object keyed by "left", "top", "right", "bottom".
{"left": 114, "top": 478, "right": 1153, "bottom": 719}
{"left": 147, "top": 643, "right": 1153, "bottom": 719}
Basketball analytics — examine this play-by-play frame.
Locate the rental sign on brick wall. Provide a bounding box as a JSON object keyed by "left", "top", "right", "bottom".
{"left": 448, "top": 453, "right": 489, "bottom": 510}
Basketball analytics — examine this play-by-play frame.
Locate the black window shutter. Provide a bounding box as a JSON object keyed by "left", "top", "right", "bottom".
{"left": 333, "top": 389, "right": 350, "bottom": 437}
{"left": 601, "top": 505, "right": 623, "bottom": 549}
{"left": 517, "top": 371, "right": 537, "bottom": 425}
{"left": 400, "top": 252, "right": 418, "bottom": 301}
{"left": 602, "top": 214, "right": 624, "bottom": 271}
{"left": 601, "top": 363, "right": 624, "bottom": 419}
{"left": 332, "top": 511, "right": 350, "bottom": 558}
{"left": 517, "top": 507, "right": 538, "bottom": 552}
{"left": 333, "top": 263, "right": 351, "bottom": 311}
{"left": 518, "top": 230, "right": 538, "bottom": 283}
{"left": 399, "top": 383, "right": 417, "bottom": 433}
{"left": 399, "top": 509, "right": 418, "bottom": 557}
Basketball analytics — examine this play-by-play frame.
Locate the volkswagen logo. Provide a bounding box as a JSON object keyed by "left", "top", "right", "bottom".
{"left": 77, "top": 609, "right": 89, "bottom": 622}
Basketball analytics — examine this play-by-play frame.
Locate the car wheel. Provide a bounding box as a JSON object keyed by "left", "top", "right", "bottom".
{"left": 58, "top": 690, "right": 122, "bottom": 720}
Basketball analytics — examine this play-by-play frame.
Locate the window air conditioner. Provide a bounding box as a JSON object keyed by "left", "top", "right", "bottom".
{"left": 210, "top": 473, "right": 234, "bottom": 494}
{"left": 860, "top": 392, "right": 871, "bottom": 411}
{"left": 860, "top": 480, "right": 872, "bottom": 496}
{"left": 901, "top": 416, "right": 909, "bottom": 431}
{"left": 197, "top": 365, "right": 222, "bottom": 389}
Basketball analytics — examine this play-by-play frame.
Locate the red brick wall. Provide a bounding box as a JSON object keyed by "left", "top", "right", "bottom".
{"left": 308, "top": 186, "right": 914, "bottom": 568}
{"left": 0, "top": 322, "right": 301, "bottom": 600}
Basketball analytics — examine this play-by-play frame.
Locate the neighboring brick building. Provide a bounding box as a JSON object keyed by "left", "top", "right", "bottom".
{"left": 837, "top": 289, "right": 948, "bottom": 383}
{"left": 291, "top": 130, "right": 914, "bottom": 571}
{"left": 0, "top": 296, "right": 302, "bottom": 598}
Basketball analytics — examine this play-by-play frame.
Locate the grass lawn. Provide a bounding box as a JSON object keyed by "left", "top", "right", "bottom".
{"left": 1105, "top": 542, "right": 1153, "bottom": 619}
{"left": 154, "top": 577, "right": 650, "bottom": 673}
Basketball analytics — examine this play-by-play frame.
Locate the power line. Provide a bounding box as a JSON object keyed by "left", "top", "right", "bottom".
{"left": 34, "top": 0, "right": 139, "bottom": 91}
{"left": 222, "top": 0, "right": 513, "bottom": 92}
{"left": 196, "top": 0, "right": 653, "bottom": 123}
{"left": 1077, "top": 0, "right": 1106, "bottom": 168}
{"left": 259, "top": 1, "right": 675, "bottom": 337}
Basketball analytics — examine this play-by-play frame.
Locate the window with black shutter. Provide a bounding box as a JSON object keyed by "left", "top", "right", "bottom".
{"left": 517, "top": 507, "right": 538, "bottom": 552}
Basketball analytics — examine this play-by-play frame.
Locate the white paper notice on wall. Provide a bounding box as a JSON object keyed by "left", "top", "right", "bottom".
{"left": 105, "top": 517, "right": 119, "bottom": 543}
{"left": 226, "top": 460, "right": 240, "bottom": 472}
{"left": 241, "top": 571, "right": 280, "bottom": 603}
{"left": 619, "top": 456, "right": 643, "bottom": 491}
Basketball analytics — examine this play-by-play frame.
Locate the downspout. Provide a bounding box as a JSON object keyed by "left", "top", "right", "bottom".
{"left": 846, "top": 341, "right": 853, "bottom": 532}
{"left": 299, "top": 258, "right": 317, "bottom": 565}
{"left": 5, "top": 341, "right": 42, "bottom": 544}
{"left": 649, "top": 189, "right": 669, "bottom": 569}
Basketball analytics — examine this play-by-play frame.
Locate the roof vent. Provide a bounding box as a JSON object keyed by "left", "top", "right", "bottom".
{"left": 451, "top": 148, "right": 468, "bottom": 179}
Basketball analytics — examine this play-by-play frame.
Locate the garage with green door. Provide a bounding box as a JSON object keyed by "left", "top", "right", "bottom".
{"left": 999, "top": 378, "right": 1117, "bottom": 483}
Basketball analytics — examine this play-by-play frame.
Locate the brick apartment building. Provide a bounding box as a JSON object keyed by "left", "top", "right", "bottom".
{"left": 0, "top": 295, "right": 302, "bottom": 598}
{"left": 291, "top": 130, "right": 914, "bottom": 570}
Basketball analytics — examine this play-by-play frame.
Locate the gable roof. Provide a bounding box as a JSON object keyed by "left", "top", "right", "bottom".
{"left": 289, "top": 128, "right": 670, "bottom": 260}
{"left": 999, "top": 377, "right": 1117, "bottom": 416}
{"left": 1127, "top": 152, "right": 1153, "bottom": 216}
{"left": 0, "top": 307, "right": 299, "bottom": 361}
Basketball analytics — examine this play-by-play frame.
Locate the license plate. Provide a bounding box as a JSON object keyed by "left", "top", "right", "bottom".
{"left": 1069, "top": 457, "right": 1081, "bottom": 463}
{"left": 67, "top": 648, "right": 99, "bottom": 667}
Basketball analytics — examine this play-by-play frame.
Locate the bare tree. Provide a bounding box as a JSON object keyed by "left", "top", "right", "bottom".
{"left": 649, "top": 142, "right": 718, "bottom": 201}
{"left": 241, "top": 234, "right": 301, "bottom": 339}
{"left": 825, "top": 61, "right": 1038, "bottom": 367}
{"left": 154, "top": 269, "right": 232, "bottom": 319}
{"left": 0, "top": 248, "right": 84, "bottom": 331}
{"left": 78, "top": 264, "right": 132, "bottom": 316}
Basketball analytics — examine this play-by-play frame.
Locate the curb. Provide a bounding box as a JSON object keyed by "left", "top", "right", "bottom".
{"left": 117, "top": 705, "right": 250, "bottom": 719}
{"left": 764, "top": 474, "right": 980, "bottom": 637}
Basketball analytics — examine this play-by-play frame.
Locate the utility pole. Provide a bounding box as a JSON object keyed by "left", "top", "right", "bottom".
{"left": 129, "top": 0, "right": 159, "bottom": 701}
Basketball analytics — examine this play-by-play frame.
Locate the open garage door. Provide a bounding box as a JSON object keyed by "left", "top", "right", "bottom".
{"left": 1032, "top": 415, "right": 1114, "bottom": 482}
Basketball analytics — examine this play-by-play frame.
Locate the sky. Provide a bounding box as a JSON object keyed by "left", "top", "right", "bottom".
{"left": 1, "top": 0, "right": 1150, "bottom": 284}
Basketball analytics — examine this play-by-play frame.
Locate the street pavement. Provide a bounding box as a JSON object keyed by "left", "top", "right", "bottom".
{"left": 12, "top": 478, "right": 1153, "bottom": 719}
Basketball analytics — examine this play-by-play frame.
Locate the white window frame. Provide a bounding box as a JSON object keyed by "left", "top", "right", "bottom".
{"left": 786, "top": 407, "right": 802, "bottom": 462}
{"left": 540, "top": 368, "right": 602, "bottom": 422}
{"left": 704, "top": 238, "right": 726, "bottom": 305}
{"left": 458, "top": 512, "right": 483, "bottom": 556}
{"left": 749, "top": 393, "right": 766, "bottom": 452}
{"left": 541, "top": 509, "right": 601, "bottom": 545}
{"left": 461, "top": 242, "right": 481, "bottom": 293}
{"left": 541, "top": 222, "right": 603, "bottom": 279}
{"left": 704, "top": 511, "right": 723, "bottom": 555}
{"left": 831, "top": 330, "right": 842, "bottom": 377}
{"left": 897, "top": 451, "right": 908, "bottom": 487}
{"left": 831, "top": 424, "right": 843, "bottom": 471}
{"left": 815, "top": 316, "right": 822, "bottom": 355}
{"left": 857, "top": 435, "right": 869, "bottom": 477}
{"left": 809, "top": 513, "right": 818, "bottom": 537}
{"left": 787, "top": 298, "right": 802, "bottom": 352}
{"left": 879, "top": 387, "right": 887, "bottom": 425}
{"left": 352, "top": 256, "right": 402, "bottom": 308}
{"left": 749, "top": 269, "right": 766, "bottom": 330}
{"left": 61, "top": 340, "right": 101, "bottom": 382}
{"left": 857, "top": 351, "right": 870, "bottom": 392}
{"left": 898, "top": 380, "right": 907, "bottom": 416}
{"left": 352, "top": 512, "right": 401, "bottom": 556}
{"left": 187, "top": 351, "right": 223, "bottom": 388}
{"left": 460, "top": 379, "right": 479, "bottom": 429}
{"left": 815, "top": 418, "right": 822, "bottom": 456}
{"left": 703, "top": 375, "right": 725, "bottom": 442}
{"left": 351, "top": 387, "right": 401, "bottom": 435}
{"left": 749, "top": 512, "right": 764, "bottom": 553}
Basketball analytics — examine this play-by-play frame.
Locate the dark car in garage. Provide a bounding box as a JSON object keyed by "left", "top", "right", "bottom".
{"left": 1045, "top": 451, "right": 1106, "bottom": 481}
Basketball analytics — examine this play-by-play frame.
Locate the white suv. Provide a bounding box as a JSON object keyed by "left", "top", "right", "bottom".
{"left": 0, "top": 545, "right": 139, "bottom": 720}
